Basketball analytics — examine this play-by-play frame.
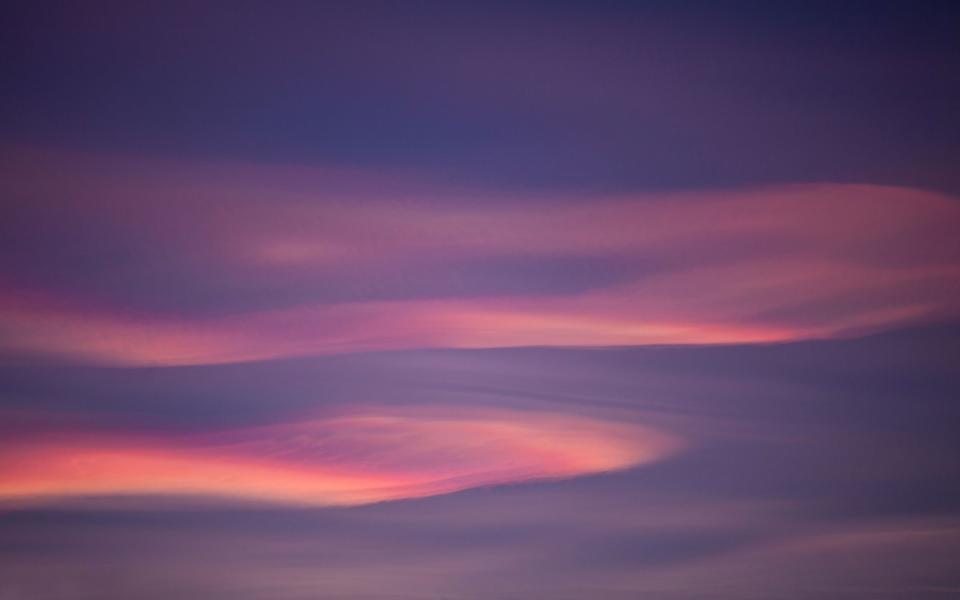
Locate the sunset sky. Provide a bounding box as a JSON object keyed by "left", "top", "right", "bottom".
{"left": 2, "top": 2, "right": 960, "bottom": 599}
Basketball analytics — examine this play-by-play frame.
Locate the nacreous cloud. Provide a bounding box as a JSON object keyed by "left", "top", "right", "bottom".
{"left": 0, "top": 406, "right": 680, "bottom": 507}
{"left": 1, "top": 147, "right": 959, "bottom": 365}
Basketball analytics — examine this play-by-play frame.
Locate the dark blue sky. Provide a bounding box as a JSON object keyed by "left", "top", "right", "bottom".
{"left": 4, "top": 1, "right": 960, "bottom": 192}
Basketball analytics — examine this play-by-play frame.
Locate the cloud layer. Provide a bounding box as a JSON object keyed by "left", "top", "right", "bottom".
{"left": 0, "top": 405, "right": 679, "bottom": 507}
{"left": 2, "top": 148, "right": 958, "bottom": 365}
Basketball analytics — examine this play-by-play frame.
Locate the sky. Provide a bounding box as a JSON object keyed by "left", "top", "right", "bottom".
{"left": 1, "top": 2, "right": 959, "bottom": 598}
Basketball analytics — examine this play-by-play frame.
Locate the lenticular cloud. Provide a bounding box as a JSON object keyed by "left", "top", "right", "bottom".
{"left": 0, "top": 405, "right": 681, "bottom": 507}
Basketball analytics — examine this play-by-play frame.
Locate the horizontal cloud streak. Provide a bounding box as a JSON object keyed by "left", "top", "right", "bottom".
{"left": 1, "top": 147, "right": 958, "bottom": 365}
{"left": 0, "top": 405, "right": 680, "bottom": 507}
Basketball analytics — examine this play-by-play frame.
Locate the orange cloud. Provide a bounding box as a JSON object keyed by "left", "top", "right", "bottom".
{"left": 0, "top": 406, "right": 681, "bottom": 507}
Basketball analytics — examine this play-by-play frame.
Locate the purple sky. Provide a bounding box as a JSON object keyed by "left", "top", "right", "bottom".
{"left": 2, "top": 2, "right": 960, "bottom": 599}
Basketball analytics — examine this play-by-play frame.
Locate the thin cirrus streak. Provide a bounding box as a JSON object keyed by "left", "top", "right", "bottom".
{"left": 2, "top": 147, "right": 960, "bottom": 365}
{"left": 0, "top": 262, "right": 956, "bottom": 366}
{"left": 0, "top": 406, "right": 682, "bottom": 507}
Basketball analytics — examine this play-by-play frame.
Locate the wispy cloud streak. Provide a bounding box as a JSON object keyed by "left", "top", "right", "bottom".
{"left": 2, "top": 148, "right": 958, "bottom": 365}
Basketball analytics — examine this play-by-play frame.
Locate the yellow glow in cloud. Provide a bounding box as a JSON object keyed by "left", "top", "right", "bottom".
{"left": 0, "top": 406, "right": 682, "bottom": 507}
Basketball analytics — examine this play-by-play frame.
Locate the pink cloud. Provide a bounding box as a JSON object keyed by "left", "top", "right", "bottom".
{"left": 0, "top": 405, "right": 680, "bottom": 507}
{"left": 1, "top": 147, "right": 958, "bottom": 365}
